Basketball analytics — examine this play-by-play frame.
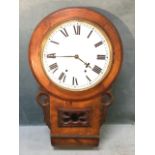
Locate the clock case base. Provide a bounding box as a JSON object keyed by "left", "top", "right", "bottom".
{"left": 36, "top": 89, "right": 112, "bottom": 147}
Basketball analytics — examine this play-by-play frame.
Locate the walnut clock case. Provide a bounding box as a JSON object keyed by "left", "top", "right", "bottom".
{"left": 29, "top": 7, "right": 123, "bottom": 148}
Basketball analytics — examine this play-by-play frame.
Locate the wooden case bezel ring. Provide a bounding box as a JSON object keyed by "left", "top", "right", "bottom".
{"left": 28, "top": 7, "right": 123, "bottom": 101}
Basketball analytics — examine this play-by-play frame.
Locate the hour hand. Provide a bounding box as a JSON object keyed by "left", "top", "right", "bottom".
{"left": 75, "top": 55, "right": 92, "bottom": 68}
{"left": 85, "top": 63, "right": 92, "bottom": 68}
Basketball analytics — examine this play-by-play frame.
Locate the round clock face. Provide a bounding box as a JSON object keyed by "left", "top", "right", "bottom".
{"left": 41, "top": 20, "right": 112, "bottom": 91}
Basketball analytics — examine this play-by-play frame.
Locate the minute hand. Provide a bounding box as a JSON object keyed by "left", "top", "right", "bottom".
{"left": 56, "top": 55, "right": 75, "bottom": 58}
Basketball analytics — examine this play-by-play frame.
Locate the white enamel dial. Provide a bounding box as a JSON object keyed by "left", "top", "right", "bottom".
{"left": 42, "top": 20, "right": 112, "bottom": 91}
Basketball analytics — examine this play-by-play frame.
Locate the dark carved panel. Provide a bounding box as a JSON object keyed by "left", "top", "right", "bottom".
{"left": 58, "top": 108, "right": 91, "bottom": 127}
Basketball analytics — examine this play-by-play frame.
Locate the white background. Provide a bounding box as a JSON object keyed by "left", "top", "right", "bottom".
{"left": 0, "top": 0, "right": 155, "bottom": 155}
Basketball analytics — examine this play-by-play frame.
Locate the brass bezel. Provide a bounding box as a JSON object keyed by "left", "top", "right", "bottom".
{"left": 40, "top": 19, "right": 113, "bottom": 92}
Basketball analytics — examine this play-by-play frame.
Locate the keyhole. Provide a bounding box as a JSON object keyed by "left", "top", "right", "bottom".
{"left": 71, "top": 113, "right": 79, "bottom": 122}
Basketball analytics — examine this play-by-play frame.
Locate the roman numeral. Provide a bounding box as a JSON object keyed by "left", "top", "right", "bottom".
{"left": 60, "top": 28, "right": 69, "bottom": 37}
{"left": 58, "top": 72, "right": 66, "bottom": 82}
{"left": 86, "top": 75, "right": 91, "bottom": 82}
{"left": 47, "top": 53, "right": 56, "bottom": 58}
{"left": 87, "top": 29, "right": 93, "bottom": 38}
{"left": 97, "top": 55, "right": 106, "bottom": 60}
{"left": 73, "top": 24, "right": 80, "bottom": 35}
{"left": 50, "top": 40, "right": 59, "bottom": 45}
{"left": 53, "top": 68, "right": 58, "bottom": 73}
{"left": 92, "top": 65, "right": 102, "bottom": 74}
{"left": 49, "top": 63, "right": 58, "bottom": 70}
{"left": 72, "top": 77, "right": 78, "bottom": 85}
{"left": 94, "top": 41, "right": 103, "bottom": 48}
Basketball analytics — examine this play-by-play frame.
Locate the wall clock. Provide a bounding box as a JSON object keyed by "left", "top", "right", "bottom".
{"left": 29, "top": 7, "right": 123, "bottom": 147}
